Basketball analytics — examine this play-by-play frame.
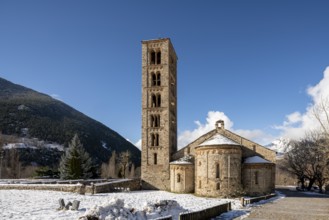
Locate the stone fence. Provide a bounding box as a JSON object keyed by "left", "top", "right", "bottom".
{"left": 241, "top": 193, "right": 277, "bottom": 206}
{"left": 178, "top": 202, "right": 231, "bottom": 220}
{"left": 85, "top": 179, "right": 141, "bottom": 194}
{"left": 0, "top": 179, "right": 141, "bottom": 195}
{"left": 0, "top": 183, "right": 85, "bottom": 194}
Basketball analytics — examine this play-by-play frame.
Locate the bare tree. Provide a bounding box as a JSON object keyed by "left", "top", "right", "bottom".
{"left": 286, "top": 133, "right": 329, "bottom": 192}
{"left": 118, "top": 150, "right": 131, "bottom": 179}
{"left": 100, "top": 151, "right": 118, "bottom": 179}
{"left": 313, "top": 97, "right": 329, "bottom": 138}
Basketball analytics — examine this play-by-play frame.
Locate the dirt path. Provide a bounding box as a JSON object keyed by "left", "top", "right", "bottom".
{"left": 240, "top": 186, "right": 329, "bottom": 220}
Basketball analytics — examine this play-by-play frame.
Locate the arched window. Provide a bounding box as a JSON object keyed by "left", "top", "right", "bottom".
{"left": 151, "top": 133, "right": 156, "bottom": 146}
{"left": 156, "top": 52, "right": 161, "bottom": 64}
{"left": 155, "top": 115, "right": 160, "bottom": 127}
{"left": 216, "top": 163, "right": 220, "bottom": 178}
{"left": 151, "top": 73, "right": 157, "bottom": 86}
{"left": 156, "top": 72, "right": 161, "bottom": 86}
{"left": 157, "top": 94, "right": 161, "bottom": 107}
{"left": 150, "top": 115, "right": 160, "bottom": 127}
{"left": 151, "top": 94, "right": 161, "bottom": 108}
{"left": 151, "top": 52, "right": 156, "bottom": 64}
{"left": 150, "top": 115, "right": 155, "bottom": 127}
{"left": 151, "top": 94, "right": 157, "bottom": 107}
{"left": 154, "top": 153, "right": 157, "bottom": 165}
{"left": 177, "top": 174, "right": 181, "bottom": 183}
{"left": 216, "top": 182, "right": 220, "bottom": 190}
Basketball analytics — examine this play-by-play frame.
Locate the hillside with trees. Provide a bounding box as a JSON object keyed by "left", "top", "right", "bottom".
{"left": 0, "top": 77, "right": 141, "bottom": 177}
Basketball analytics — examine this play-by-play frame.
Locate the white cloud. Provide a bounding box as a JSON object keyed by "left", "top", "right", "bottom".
{"left": 177, "top": 111, "right": 233, "bottom": 148}
{"left": 274, "top": 66, "right": 329, "bottom": 140}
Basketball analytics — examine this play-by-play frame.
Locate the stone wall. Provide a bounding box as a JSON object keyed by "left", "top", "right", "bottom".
{"left": 0, "top": 179, "right": 141, "bottom": 195}
{"left": 195, "top": 145, "right": 242, "bottom": 197}
{"left": 0, "top": 183, "right": 85, "bottom": 194}
{"left": 242, "top": 163, "right": 275, "bottom": 196}
{"left": 85, "top": 179, "right": 141, "bottom": 194}
{"left": 170, "top": 163, "right": 194, "bottom": 193}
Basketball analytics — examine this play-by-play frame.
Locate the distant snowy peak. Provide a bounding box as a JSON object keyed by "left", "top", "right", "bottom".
{"left": 266, "top": 137, "right": 291, "bottom": 154}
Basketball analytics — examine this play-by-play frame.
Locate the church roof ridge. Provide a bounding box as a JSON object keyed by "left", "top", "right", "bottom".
{"left": 199, "top": 133, "right": 240, "bottom": 146}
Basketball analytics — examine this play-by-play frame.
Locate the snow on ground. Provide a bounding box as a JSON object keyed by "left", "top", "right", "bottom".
{"left": 215, "top": 190, "right": 286, "bottom": 220}
{"left": 0, "top": 189, "right": 241, "bottom": 220}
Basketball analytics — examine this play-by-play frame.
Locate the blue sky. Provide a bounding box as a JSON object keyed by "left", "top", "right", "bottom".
{"left": 1, "top": 0, "right": 329, "bottom": 147}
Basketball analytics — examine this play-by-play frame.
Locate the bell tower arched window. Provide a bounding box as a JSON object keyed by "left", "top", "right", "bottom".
{"left": 156, "top": 72, "right": 161, "bottom": 86}
{"left": 150, "top": 51, "right": 161, "bottom": 65}
{"left": 157, "top": 52, "right": 161, "bottom": 64}
{"left": 151, "top": 93, "right": 161, "bottom": 108}
{"left": 151, "top": 52, "right": 156, "bottom": 65}
{"left": 151, "top": 72, "right": 156, "bottom": 86}
{"left": 151, "top": 133, "right": 159, "bottom": 146}
{"left": 151, "top": 72, "right": 161, "bottom": 87}
{"left": 150, "top": 115, "right": 160, "bottom": 128}
{"left": 157, "top": 94, "right": 161, "bottom": 107}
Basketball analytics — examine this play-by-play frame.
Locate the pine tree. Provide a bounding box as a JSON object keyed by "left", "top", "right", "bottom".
{"left": 59, "top": 134, "right": 93, "bottom": 179}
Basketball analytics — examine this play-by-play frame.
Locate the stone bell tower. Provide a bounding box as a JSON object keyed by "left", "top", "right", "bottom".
{"left": 141, "top": 38, "right": 178, "bottom": 190}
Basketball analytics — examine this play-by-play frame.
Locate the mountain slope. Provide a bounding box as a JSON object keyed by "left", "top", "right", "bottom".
{"left": 266, "top": 137, "right": 291, "bottom": 158}
{"left": 0, "top": 77, "right": 141, "bottom": 166}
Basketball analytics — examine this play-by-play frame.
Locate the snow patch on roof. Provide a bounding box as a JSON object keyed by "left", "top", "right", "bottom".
{"left": 199, "top": 134, "right": 240, "bottom": 146}
{"left": 170, "top": 155, "right": 193, "bottom": 165}
{"left": 244, "top": 156, "right": 271, "bottom": 164}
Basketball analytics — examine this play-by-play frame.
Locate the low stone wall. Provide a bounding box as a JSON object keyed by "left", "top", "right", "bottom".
{"left": 0, "top": 179, "right": 141, "bottom": 195}
{"left": 179, "top": 202, "right": 231, "bottom": 220}
{"left": 241, "top": 193, "right": 277, "bottom": 206}
{"left": 0, "top": 183, "right": 85, "bottom": 194}
{"left": 85, "top": 179, "right": 141, "bottom": 194}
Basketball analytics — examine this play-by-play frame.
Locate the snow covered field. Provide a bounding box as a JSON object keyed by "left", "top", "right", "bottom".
{"left": 0, "top": 189, "right": 241, "bottom": 220}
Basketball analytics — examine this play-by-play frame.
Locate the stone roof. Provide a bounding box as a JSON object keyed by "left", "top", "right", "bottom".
{"left": 199, "top": 134, "right": 240, "bottom": 146}
{"left": 244, "top": 156, "right": 271, "bottom": 164}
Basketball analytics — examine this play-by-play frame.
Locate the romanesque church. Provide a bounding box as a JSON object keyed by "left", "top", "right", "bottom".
{"left": 141, "top": 38, "right": 276, "bottom": 197}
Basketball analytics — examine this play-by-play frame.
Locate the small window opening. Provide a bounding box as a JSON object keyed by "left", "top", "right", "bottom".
{"left": 151, "top": 73, "right": 156, "bottom": 86}
{"left": 255, "top": 171, "right": 259, "bottom": 185}
{"left": 151, "top": 94, "right": 157, "bottom": 107}
{"left": 157, "top": 94, "right": 161, "bottom": 107}
{"left": 155, "top": 133, "right": 159, "bottom": 146}
{"left": 156, "top": 52, "right": 161, "bottom": 64}
{"left": 177, "top": 174, "right": 181, "bottom": 183}
{"left": 151, "top": 52, "right": 156, "bottom": 64}
{"left": 155, "top": 115, "right": 160, "bottom": 127}
{"left": 198, "top": 180, "right": 201, "bottom": 189}
{"left": 216, "top": 182, "right": 220, "bottom": 190}
{"left": 216, "top": 163, "right": 220, "bottom": 178}
{"left": 154, "top": 153, "right": 157, "bottom": 165}
{"left": 151, "top": 133, "right": 156, "bottom": 146}
{"left": 253, "top": 145, "right": 256, "bottom": 151}
{"left": 150, "top": 115, "right": 154, "bottom": 127}
{"left": 156, "top": 72, "right": 161, "bottom": 86}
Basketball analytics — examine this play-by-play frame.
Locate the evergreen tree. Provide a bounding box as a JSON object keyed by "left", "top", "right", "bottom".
{"left": 59, "top": 134, "right": 93, "bottom": 179}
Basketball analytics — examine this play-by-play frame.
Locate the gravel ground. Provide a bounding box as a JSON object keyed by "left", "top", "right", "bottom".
{"left": 239, "top": 186, "right": 329, "bottom": 220}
